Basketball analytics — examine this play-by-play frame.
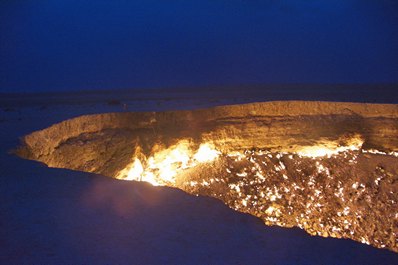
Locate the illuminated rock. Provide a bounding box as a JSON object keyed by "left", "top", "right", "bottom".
{"left": 16, "top": 101, "right": 398, "bottom": 252}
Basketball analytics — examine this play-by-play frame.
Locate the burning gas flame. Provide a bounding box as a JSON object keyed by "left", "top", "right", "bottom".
{"left": 116, "top": 141, "right": 220, "bottom": 186}
{"left": 297, "top": 135, "right": 364, "bottom": 158}
{"left": 117, "top": 134, "right": 368, "bottom": 186}
{"left": 114, "top": 133, "right": 398, "bottom": 252}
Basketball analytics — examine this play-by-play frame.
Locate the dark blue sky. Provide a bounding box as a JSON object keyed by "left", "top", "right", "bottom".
{"left": 1, "top": 1, "right": 398, "bottom": 92}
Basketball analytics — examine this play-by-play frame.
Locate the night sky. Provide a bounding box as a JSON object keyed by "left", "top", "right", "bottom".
{"left": 1, "top": 1, "right": 398, "bottom": 93}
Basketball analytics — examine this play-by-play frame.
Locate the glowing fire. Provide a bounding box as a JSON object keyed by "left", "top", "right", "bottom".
{"left": 116, "top": 141, "right": 220, "bottom": 186}
{"left": 114, "top": 134, "right": 398, "bottom": 251}
{"left": 297, "top": 135, "right": 364, "bottom": 158}
{"left": 117, "top": 135, "right": 367, "bottom": 186}
{"left": 194, "top": 144, "right": 220, "bottom": 162}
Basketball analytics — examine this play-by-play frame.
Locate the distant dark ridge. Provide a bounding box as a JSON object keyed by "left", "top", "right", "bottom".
{"left": 1, "top": 83, "right": 397, "bottom": 108}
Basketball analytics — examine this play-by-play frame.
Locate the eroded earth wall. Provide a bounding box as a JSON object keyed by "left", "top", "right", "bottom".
{"left": 16, "top": 101, "right": 398, "bottom": 252}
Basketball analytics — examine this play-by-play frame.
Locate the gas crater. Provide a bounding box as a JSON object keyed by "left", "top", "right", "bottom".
{"left": 16, "top": 101, "right": 398, "bottom": 252}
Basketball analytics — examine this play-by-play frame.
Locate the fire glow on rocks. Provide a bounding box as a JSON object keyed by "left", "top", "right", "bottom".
{"left": 114, "top": 135, "right": 398, "bottom": 252}
{"left": 16, "top": 101, "right": 398, "bottom": 253}
{"left": 116, "top": 141, "right": 220, "bottom": 186}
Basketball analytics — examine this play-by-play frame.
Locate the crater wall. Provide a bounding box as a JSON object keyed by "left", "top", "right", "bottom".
{"left": 16, "top": 101, "right": 398, "bottom": 252}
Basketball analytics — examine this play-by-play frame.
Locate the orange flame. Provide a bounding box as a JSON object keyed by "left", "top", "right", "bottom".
{"left": 116, "top": 141, "right": 220, "bottom": 186}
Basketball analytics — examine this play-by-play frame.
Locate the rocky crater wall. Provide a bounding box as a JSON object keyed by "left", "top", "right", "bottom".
{"left": 17, "top": 101, "right": 398, "bottom": 172}
{"left": 16, "top": 101, "right": 398, "bottom": 252}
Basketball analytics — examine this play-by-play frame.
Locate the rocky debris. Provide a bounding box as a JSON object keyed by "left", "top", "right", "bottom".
{"left": 179, "top": 149, "right": 398, "bottom": 252}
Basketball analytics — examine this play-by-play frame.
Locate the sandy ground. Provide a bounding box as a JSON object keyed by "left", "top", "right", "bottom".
{"left": 1, "top": 89, "right": 398, "bottom": 264}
